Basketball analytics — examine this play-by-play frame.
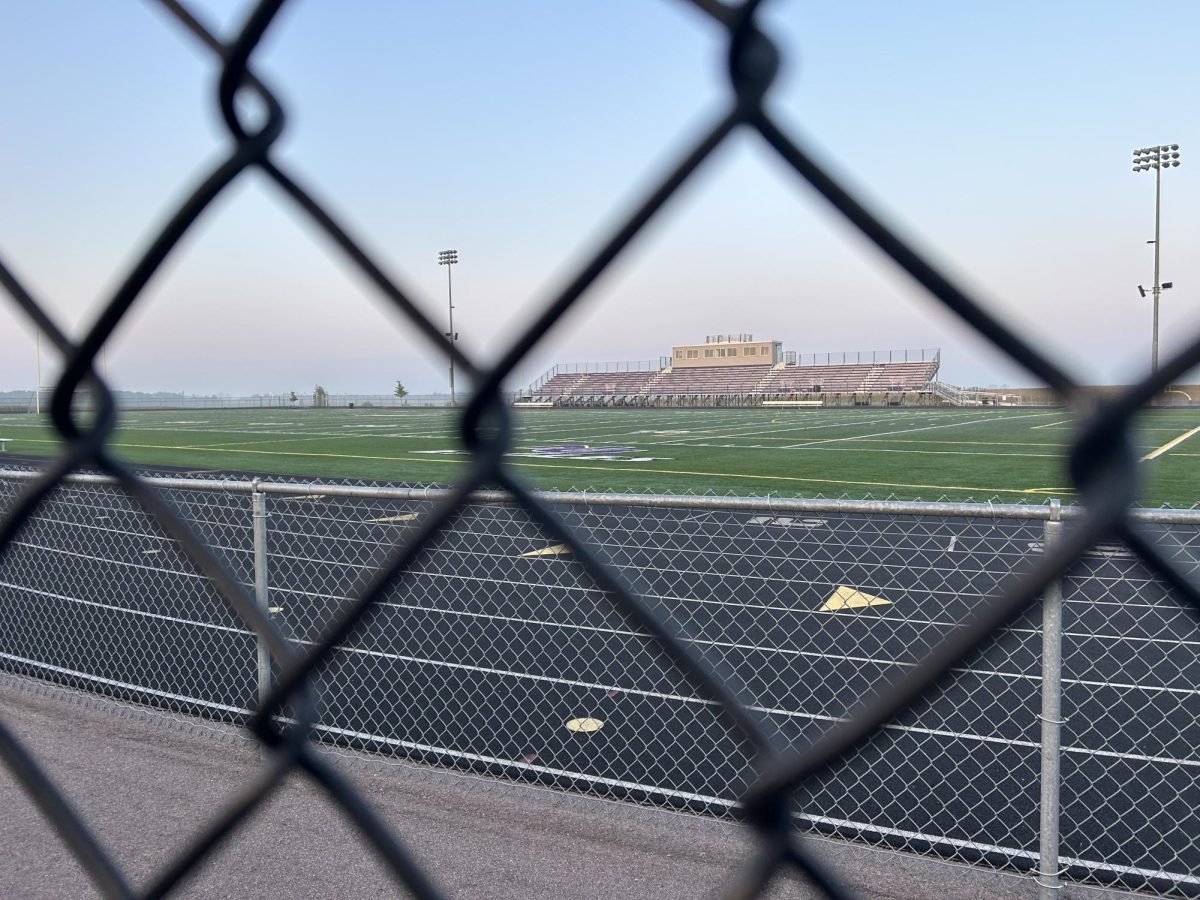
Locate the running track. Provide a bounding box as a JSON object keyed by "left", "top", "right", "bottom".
{"left": 1, "top": 470, "right": 1198, "bottom": 895}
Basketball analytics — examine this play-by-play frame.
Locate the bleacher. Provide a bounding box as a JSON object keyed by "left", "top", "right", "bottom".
{"left": 763, "top": 360, "right": 938, "bottom": 394}
{"left": 572, "top": 371, "right": 657, "bottom": 396}
{"left": 765, "top": 364, "right": 874, "bottom": 394}
{"left": 529, "top": 353, "right": 939, "bottom": 406}
{"left": 864, "top": 361, "right": 938, "bottom": 391}
{"left": 651, "top": 365, "right": 772, "bottom": 396}
{"left": 534, "top": 372, "right": 588, "bottom": 397}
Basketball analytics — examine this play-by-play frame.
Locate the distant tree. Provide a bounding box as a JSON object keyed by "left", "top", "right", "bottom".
{"left": 288, "top": 391, "right": 298, "bottom": 404}
{"left": 313, "top": 385, "right": 328, "bottom": 408}
{"left": 394, "top": 381, "right": 408, "bottom": 403}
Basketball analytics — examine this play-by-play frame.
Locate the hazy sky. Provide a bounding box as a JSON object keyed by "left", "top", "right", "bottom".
{"left": 1, "top": 1, "right": 1197, "bottom": 396}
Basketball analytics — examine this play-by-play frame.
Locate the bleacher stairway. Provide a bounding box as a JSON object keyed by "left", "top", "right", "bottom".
{"left": 858, "top": 365, "right": 887, "bottom": 391}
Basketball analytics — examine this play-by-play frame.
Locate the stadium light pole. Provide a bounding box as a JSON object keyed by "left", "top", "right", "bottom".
{"left": 437, "top": 249, "right": 459, "bottom": 406}
{"left": 34, "top": 331, "right": 41, "bottom": 414}
{"left": 1133, "top": 144, "right": 1181, "bottom": 374}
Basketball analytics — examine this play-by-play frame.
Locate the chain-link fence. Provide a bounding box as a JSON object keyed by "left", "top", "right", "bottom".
{"left": 4, "top": 0, "right": 1200, "bottom": 898}
{"left": 3, "top": 468, "right": 1199, "bottom": 896}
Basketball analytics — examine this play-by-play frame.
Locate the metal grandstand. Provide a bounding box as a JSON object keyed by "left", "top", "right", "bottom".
{"left": 525, "top": 348, "right": 942, "bottom": 406}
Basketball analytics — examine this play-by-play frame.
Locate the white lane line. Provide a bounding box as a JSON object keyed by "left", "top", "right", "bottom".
{"left": 1142, "top": 423, "right": 1200, "bottom": 461}
{"left": 946, "top": 535, "right": 957, "bottom": 552}
{"left": 0, "top": 653, "right": 251, "bottom": 716}
{"left": 1031, "top": 419, "right": 1072, "bottom": 430}
{"left": 20, "top": 530, "right": 1190, "bottom": 642}
{"left": 1, "top": 583, "right": 245, "bottom": 633}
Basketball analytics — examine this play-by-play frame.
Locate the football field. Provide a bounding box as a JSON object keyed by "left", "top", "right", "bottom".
{"left": 1, "top": 405, "right": 1198, "bottom": 505}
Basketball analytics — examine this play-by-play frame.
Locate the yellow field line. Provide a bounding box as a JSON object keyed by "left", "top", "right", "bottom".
{"left": 204, "top": 433, "right": 368, "bottom": 449}
{"left": 1142, "top": 424, "right": 1200, "bottom": 461}
{"left": 13, "top": 438, "right": 1061, "bottom": 497}
{"left": 501, "top": 460, "right": 1057, "bottom": 496}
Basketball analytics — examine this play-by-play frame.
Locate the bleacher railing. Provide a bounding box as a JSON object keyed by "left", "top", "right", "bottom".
{"left": 788, "top": 349, "right": 940, "bottom": 367}
{"left": 528, "top": 359, "right": 672, "bottom": 394}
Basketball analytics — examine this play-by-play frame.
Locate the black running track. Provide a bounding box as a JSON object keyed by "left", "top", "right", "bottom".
{"left": 1, "top": 472, "right": 1198, "bottom": 895}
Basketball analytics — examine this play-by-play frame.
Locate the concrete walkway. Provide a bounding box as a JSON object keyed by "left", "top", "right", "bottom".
{"left": 0, "top": 676, "right": 1141, "bottom": 899}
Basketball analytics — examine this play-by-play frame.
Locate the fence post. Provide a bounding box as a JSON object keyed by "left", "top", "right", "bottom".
{"left": 1038, "top": 499, "right": 1065, "bottom": 899}
{"left": 251, "top": 485, "right": 272, "bottom": 708}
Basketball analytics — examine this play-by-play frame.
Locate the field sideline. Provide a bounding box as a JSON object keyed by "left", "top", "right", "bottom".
{"left": 1, "top": 406, "right": 1198, "bottom": 505}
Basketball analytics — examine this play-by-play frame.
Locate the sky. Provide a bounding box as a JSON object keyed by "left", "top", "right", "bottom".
{"left": 0, "top": 0, "right": 1197, "bottom": 396}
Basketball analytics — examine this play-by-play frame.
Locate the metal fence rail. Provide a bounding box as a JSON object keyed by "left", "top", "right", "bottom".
{"left": 2, "top": 469, "right": 1200, "bottom": 896}
{"left": 4, "top": 1, "right": 1200, "bottom": 898}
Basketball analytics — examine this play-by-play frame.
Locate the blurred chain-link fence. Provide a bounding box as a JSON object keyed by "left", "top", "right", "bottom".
{"left": 4, "top": 0, "right": 1200, "bottom": 898}
{"left": 3, "top": 469, "right": 1199, "bottom": 896}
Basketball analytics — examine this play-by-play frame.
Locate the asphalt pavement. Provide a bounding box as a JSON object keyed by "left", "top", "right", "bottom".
{"left": 0, "top": 674, "right": 1145, "bottom": 900}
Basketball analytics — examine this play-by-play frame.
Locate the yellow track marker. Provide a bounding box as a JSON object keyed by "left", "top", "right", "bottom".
{"left": 565, "top": 717, "right": 603, "bottom": 733}
{"left": 520, "top": 543, "right": 572, "bottom": 558}
{"left": 366, "top": 513, "right": 418, "bottom": 524}
{"left": 821, "top": 586, "right": 891, "bottom": 612}
{"left": 1142, "top": 424, "right": 1200, "bottom": 461}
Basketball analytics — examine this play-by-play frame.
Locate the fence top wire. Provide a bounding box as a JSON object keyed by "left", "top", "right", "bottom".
{"left": 4, "top": 0, "right": 1200, "bottom": 897}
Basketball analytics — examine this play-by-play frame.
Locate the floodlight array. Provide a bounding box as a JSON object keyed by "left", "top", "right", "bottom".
{"left": 1133, "top": 144, "right": 1182, "bottom": 172}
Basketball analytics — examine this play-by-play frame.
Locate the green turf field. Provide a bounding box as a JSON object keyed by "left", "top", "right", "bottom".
{"left": 1, "top": 406, "right": 1198, "bottom": 505}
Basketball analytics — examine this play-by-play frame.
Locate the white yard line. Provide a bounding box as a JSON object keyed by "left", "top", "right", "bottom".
{"left": 781, "top": 411, "right": 1055, "bottom": 449}
{"left": 654, "top": 444, "right": 1061, "bottom": 459}
{"left": 647, "top": 414, "right": 901, "bottom": 446}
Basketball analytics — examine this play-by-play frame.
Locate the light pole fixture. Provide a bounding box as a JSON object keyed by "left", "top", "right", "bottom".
{"left": 1132, "top": 144, "right": 1181, "bottom": 374}
{"left": 437, "top": 249, "right": 459, "bottom": 406}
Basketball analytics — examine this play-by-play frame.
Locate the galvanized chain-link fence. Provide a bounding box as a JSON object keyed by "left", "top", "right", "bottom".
{"left": 3, "top": 468, "right": 1200, "bottom": 896}
{"left": 4, "top": 0, "right": 1200, "bottom": 897}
